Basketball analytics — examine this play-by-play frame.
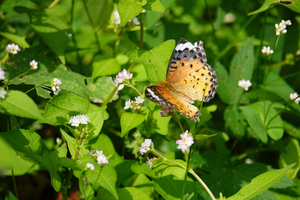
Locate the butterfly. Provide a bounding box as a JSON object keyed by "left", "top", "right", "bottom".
{"left": 145, "top": 38, "right": 218, "bottom": 122}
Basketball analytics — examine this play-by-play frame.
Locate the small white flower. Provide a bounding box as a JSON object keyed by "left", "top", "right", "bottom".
{"left": 97, "top": 151, "right": 109, "bottom": 165}
{"left": 238, "top": 79, "right": 252, "bottom": 91}
{"left": 139, "top": 139, "right": 153, "bottom": 155}
{"left": 33, "top": 122, "right": 43, "bottom": 130}
{"left": 275, "top": 19, "right": 292, "bottom": 35}
{"left": 6, "top": 43, "right": 20, "bottom": 54}
{"left": 135, "top": 96, "right": 145, "bottom": 104}
{"left": 86, "top": 163, "right": 95, "bottom": 170}
{"left": 56, "top": 137, "right": 61, "bottom": 144}
{"left": 0, "top": 68, "right": 5, "bottom": 80}
{"left": 176, "top": 130, "right": 194, "bottom": 153}
{"left": 146, "top": 157, "right": 157, "bottom": 169}
{"left": 261, "top": 46, "right": 274, "bottom": 56}
{"left": 290, "top": 92, "right": 300, "bottom": 104}
{"left": 113, "top": 9, "right": 121, "bottom": 26}
{"left": 245, "top": 158, "right": 253, "bottom": 164}
{"left": 124, "top": 99, "right": 133, "bottom": 110}
{"left": 69, "top": 114, "right": 90, "bottom": 127}
{"left": 51, "top": 78, "right": 62, "bottom": 95}
{"left": 0, "top": 88, "right": 7, "bottom": 99}
{"left": 29, "top": 60, "right": 38, "bottom": 70}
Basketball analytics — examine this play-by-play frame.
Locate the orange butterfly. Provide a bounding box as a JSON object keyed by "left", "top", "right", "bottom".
{"left": 145, "top": 38, "right": 218, "bottom": 122}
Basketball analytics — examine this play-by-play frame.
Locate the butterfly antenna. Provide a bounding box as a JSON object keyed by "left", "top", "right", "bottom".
{"left": 149, "top": 60, "right": 160, "bottom": 83}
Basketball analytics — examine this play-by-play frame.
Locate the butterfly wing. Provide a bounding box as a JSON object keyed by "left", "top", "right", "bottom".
{"left": 167, "top": 38, "right": 218, "bottom": 102}
{"left": 145, "top": 86, "right": 199, "bottom": 122}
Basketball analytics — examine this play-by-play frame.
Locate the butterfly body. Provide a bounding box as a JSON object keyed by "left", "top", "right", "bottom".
{"left": 145, "top": 39, "right": 218, "bottom": 122}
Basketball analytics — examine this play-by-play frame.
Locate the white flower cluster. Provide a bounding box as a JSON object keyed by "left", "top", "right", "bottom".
{"left": 87, "top": 149, "right": 109, "bottom": 166}
{"left": 52, "top": 78, "right": 62, "bottom": 95}
{"left": 238, "top": 79, "right": 252, "bottom": 91}
{"left": 114, "top": 69, "right": 133, "bottom": 91}
{"left": 261, "top": 46, "right": 274, "bottom": 56}
{"left": 176, "top": 130, "right": 194, "bottom": 153}
{"left": 30, "top": 60, "right": 38, "bottom": 70}
{"left": 275, "top": 20, "right": 292, "bottom": 35}
{"left": 124, "top": 96, "right": 145, "bottom": 110}
{"left": 6, "top": 43, "right": 20, "bottom": 54}
{"left": 290, "top": 92, "right": 300, "bottom": 104}
{"left": 69, "top": 114, "right": 90, "bottom": 127}
{"left": 139, "top": 139, "right": 153, "bottom": 155}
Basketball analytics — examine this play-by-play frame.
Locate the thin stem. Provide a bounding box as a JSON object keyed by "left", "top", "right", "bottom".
{"left": 265, "top": 98, "right": 296, "bottom": 129}
{"left": 48, "top": 0, "right": 60, "bottom": 8}
{"left": 190, "top": 170, "right": 216, "bottom": 200}
{"left": 173, "top": 113, "right": 184, "bottom": 133}
{"left": 6, "top": 69, "right": 32, "bottom": 87}
{"left": 257, "top": 9, "right": 268, "bottom": 84}
{"left": 11, "top": 168, "right": 19, "bottom": 199}
{"left": 139, "top": 14, "right": 144, "bottom": 49}
{"left": 101, "top": 61, "right": 137, "bottom": 107}
{"left": 216, "top": 14, "right": 256, "bottom": 60}
{"left": 101, "top": 87, "right": 118, "bottom": 107}
{"left": 152, "top": 149, "right": 216, "bottom": 200}
{"left": 82, "top": 0, "right": 101, "bottom": 53}
{"left": 125, "top": 83, "right": 143, "bottom": 97}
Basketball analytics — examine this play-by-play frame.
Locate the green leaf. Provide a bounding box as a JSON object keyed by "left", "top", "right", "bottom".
{"left": 227, "top": 164, "right": 295, "bottom": 200}
{"left": 283, "top": 120, "right": 300, "bottom": 139}
{"left": 42, "top": 91, "right": 90, "bottom": 125}
{"left": 0, "top": 129, "right": 61, "bottom": 184}
{"left": 86, "top": 106, "right": 109, "bottom": 141}
{"left": 15, "top": 6, "right": 71, "bottom": 63}
{"left": 0, "top": 90, "right": 50, "bottom": 124}
{"left": 50, "top": 171, "right": 62, "bottom": 192}
{"left": 120, "top": 112, "right": 145, "bottom": 137}
{"left": 7, "top": 47, "right": 115, "bottom": 101}
{"left": 4, "top": 191, "right": 18, "bottom": 200}
{"left": 80, "top": 134, "right": 124, "bottom": 167}
{"left": 86, "top": 0, "right": 114, "bottom": 29}
{"left": 60, "top": 128, "right": 77, "bottom": 158}
{"left": 239, "top": 104, "right": 268, "bottom": 143}
{"left": 144, "top": 0, "right": 176, "bottom": 28}
{"left": 240, "top": 101, "right": 283, "bottom": 142}
{"left": 117, "top": 187, "right": 153, "bottom": 200}
{"left": 117, "top": 0, "right": 147, "bottom": 27}
{"left": 144, "top": 0, "right": 165, "bottom": 13}
{"left": 214, "top": 38, "right": 254, "bottom": 105}
{"left": 279, "top": 138, "right": 300, "bottom": 179}
{"left": 79, "top": 176, "right": 94, "bottom": 199}
{"left": 85, "top": 164, "right": 118, "bottom": 199}
{"left": 224, "top": 105, "right": 245, "bottom": 138}
{"left": 128, "top": 39, "right": 175, "bottom": 83}
{"left": 0, "top": 32, "right": 30, "bottom": 48}
{"left": 152, "top": 109, "right": 172, "bottom": 135}
{"left": 213, "top": 60, "right": 233, "bottom": 104}
{"left": 248, "top": 0, "right": 300, "bottom": 15}
{"left": 248, "top": 0, "right": 278, "bottom": 15}
{"left": 265, "top": 71, "right": 294, "bottom": 102}
{"left": 92, "top": 56, "right": 121, "bottom": 78}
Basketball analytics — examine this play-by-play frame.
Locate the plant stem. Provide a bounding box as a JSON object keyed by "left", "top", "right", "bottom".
{"left": 11, "top": 168, "right": 19, "bottom": 199}
{"left": 49, "top": 0, "right": 60, "bottom": 8}
{"left": 152, "top": 149, "right": 216, "bottom": 200}
{"left": 82, "top": 0, "right": 101, "bottom": 53}
{"left": 173, "top": 113, "right": 184, "bottom": 133}
{"left": 139, "top": 14, "right": 144, "bottom": 49}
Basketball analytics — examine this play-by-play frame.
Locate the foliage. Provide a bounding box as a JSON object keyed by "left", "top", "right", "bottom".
{"left": 0, "top": 0, "right": 300, "bottom": 200}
